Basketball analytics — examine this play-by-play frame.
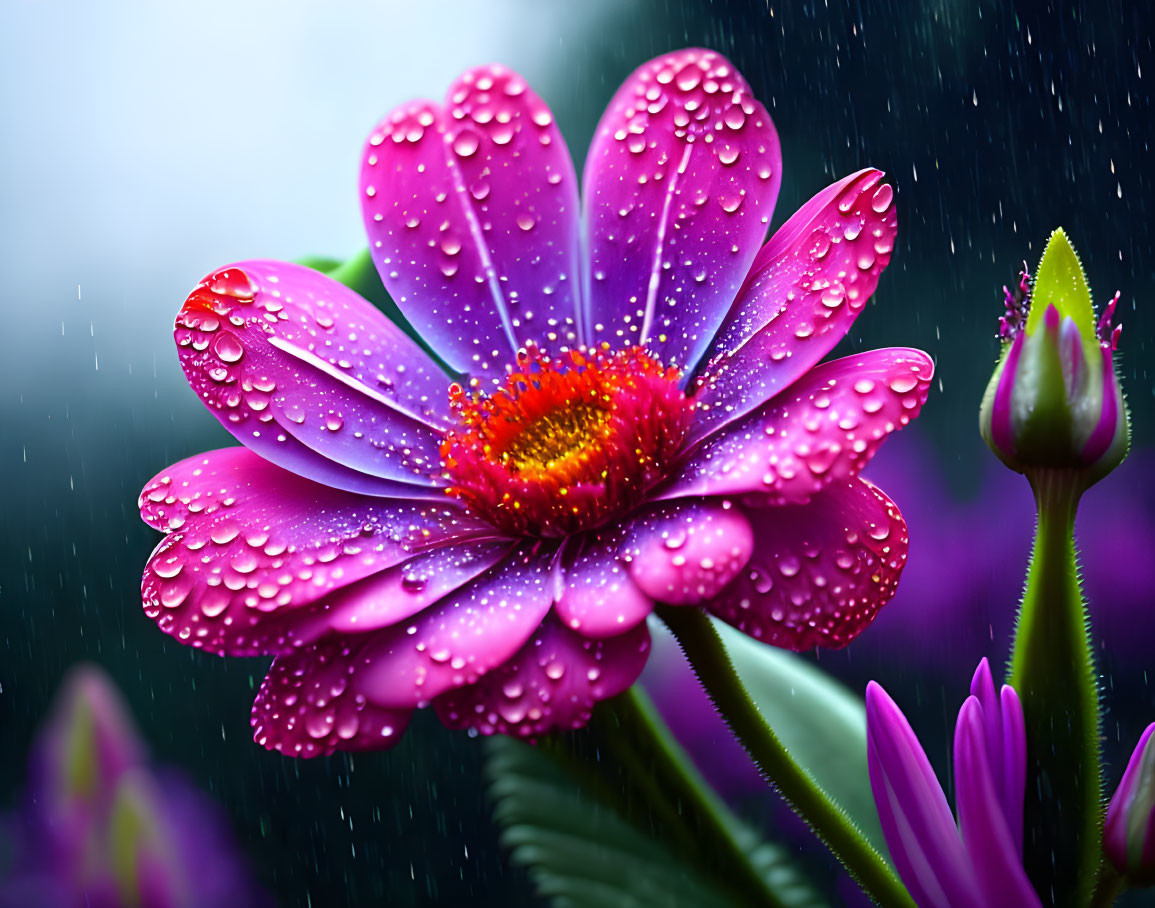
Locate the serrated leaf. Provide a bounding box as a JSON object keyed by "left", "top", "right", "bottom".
{"left": 485, "top": 694, "right": 829, "bottom": 908}
{"left": 710, "top": 619, "right": 889, "bottom": 858}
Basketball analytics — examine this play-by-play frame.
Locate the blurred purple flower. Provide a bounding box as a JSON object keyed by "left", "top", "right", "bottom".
{"left": 866, "top": 658, "right": 1039, "bottom": 907}
{"left": 1105, "top": 722, "right": 1155, "bottom": 886}
{"left": 858, "top": 431, "right": 1155, "bottom": 674}
{"left": 0, "top": 664, "right": 268, "bottom": 908}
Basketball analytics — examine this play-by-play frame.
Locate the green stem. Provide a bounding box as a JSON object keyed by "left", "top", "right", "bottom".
{"left": 657, "top": 605, "right": 915, "bottom": 908}
{"left": 1088, "top": 863, "right": 1124, "bottom": 908}
{"left": 558, "top": 686, "right": 793, "bottom": 908}
{"left": 1008, "top": 468, "right": 1103, "bottom": 907}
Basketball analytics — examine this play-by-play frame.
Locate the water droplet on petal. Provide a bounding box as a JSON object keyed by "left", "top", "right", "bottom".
{"left": 453, "top": 131, "right": 480, "bottom": 158}
{"left": 720, "top": 193, "right": 744, "bottom": 213}
{"left": 208, "top": 269, "right": 258, "bottom": 301}
{"left": 212, "top": 332, "right": 244, "bottom": 364}
{"left": 718, "top": 146, "right": 740, "bottom": 166}
{"left": 871, "top": 184, "right": 894, "bottom": 213}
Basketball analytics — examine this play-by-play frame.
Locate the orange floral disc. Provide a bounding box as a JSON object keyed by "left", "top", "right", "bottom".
{"left": 442, "top": 344, "right": 694, "bottom": 537}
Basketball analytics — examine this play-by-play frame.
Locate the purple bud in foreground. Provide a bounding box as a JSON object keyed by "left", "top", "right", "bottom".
{"left": 866, "top": 658, "right": 1040, "bottom": 907}
{"left": 1104, "top": 723, "right": 1155, "bottom": 886}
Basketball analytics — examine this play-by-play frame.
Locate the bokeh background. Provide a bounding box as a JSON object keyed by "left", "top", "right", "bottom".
{"left": 2, "top": 0, "right": 1152, "bottom": 904}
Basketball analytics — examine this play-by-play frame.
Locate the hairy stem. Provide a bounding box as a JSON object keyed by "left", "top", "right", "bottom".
{"left": 657, "top": 605, "right": 915, "bottom": 908}
{"left": 1009, "top": 468, "right": 1103, "bottom": 906}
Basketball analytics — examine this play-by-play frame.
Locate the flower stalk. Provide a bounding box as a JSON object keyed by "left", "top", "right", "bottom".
{"left": 567, "top": 687, "right": 795, "bottom": 908}
{"left": 657, "top": 605, "right": 915, "bottom": 908}
{"left": 1008, "top": 468, "right": 1102, "bottom": 905}
{"left": 980, "top": 229, "right": 1131, "bottom": 905}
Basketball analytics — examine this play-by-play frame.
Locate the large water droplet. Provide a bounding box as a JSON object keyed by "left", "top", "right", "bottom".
{"left": 544, "top": 661, "right": 565, "bottom": 681}
{"left": 212, "top": 332, "right": 244, "bottom": 364}
{"left": 871, "top": 184, "right": 894, "bottom": 213}
{"left": 208, "top": 269, "right": 258, "bottom": 301}
{"left": 453, "top": 131, "right": 480, "bottom": 158}
{"left": 718, "top": 145, "right": 741, "bottom": 166}
{"left": 720, "top": 193, "right": 744, "bottom": 213}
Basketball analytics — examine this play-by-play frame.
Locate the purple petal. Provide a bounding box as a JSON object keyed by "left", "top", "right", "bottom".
{"left": 318, "top": 540, "right": 516, "bottom": 637}
{"left": 691, "top": 169, "right": 899, "bottom": 440}
{"left": 621, "top": 500, "right": 754, "bottom": 606}
{"left": 866, "top": 682, "right": 984, "bottom": 908}
{"left": 139, "top": 448, "right": 492, "bottom": 656}
{"left": 582, "top": 48, "right": 781, "bottom": 370}
{"left": 1000, "top": 685, "right": 1027, "bottom": 858}
{"left": 663, "top": 348, "right": 933, "bottom": 502}
{"left": 251, "top": 638, "right": 413, "bottom": 758}
{"left": 707, "top": 478, "right": 908, "bottom": 651}
{"left": 434, "top": 617, "right": 650, "bottom": 738}
{"left": 954, "top": 698, "right": 1041, "bottom": 906}
{"left": 968, "top": 659, "right": 1006, "bottom": 810}
{"left": 358, "top": 544, "right": 557, "bottom": 708}
{"left": 175, "top": 261, "right": 451, "bottom": 496}
{"left": 1083, "top": 346, "right": 1124, "bottom": 464}
{"left": 553, "top": 529, "right": 655, "bottom": 638}
{"left": 360, "top": 65, "right": 582, "bottom": 378}
{"left": 989, "top": 330, "right": 1025, "bottom": 458}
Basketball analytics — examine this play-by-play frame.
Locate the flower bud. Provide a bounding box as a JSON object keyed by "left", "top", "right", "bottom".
{"left": 107, "top": 770, "right": 184, "bottom": 908}
{"left": 1104, "top": 723, "right": 1155, "bottom": 886}
{"left": 979, "top": 228, "right": 1128, "bottom": 486}
{"left": 37, "top": 664, "right": 145, "bottom": 831}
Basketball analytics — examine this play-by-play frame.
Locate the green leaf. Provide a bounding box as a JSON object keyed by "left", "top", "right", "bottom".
{"left": 1027, "top": 227, "right": 1095, "bottom": 339}
{"left": 485, "top": 693, "right": 829, "bottom": 908}
{"left": 709, "top": 619, "right": 889, "bottom": 858}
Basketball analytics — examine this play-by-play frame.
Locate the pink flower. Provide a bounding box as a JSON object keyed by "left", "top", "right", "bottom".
{"left": 139, "top": 48, "right": 933, "bottom": 757}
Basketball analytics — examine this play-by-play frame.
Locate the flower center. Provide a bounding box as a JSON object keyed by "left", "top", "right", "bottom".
{"left": 442, "top": 344, "right": 693, "bottom": 537}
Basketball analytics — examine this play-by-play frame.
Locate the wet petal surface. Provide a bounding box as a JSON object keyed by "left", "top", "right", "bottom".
{"left": 583, "top": 48, "right": 781, "bottom": 370}
{"left": 358, "top": 544, "right": 557, "bottom": 708}
{"left": 692, "top": 170, "right": 899, "bottom": 439}
{"left": 361, "top": 64, "right": 582, "bottom": 379}
{"left": 867, "top": 682, "right": 985, "bottom": 908}
{"left": 665, "top": 348, "right": 933, "bottom": 502}
{"left": 954, "top": 698, "right": 1041, "bottom": 906}
{"left": 139, "top": 448, "right": 491, "bottom": 656}
{"left": 622, "top": 500, "right": 754, "bottom": 606}
{"left": 317, "top": 540, "right": 516, "bottom": 637}
{"left": 251, "top": 638, "right": 413, "bottom": 758}
{"left": 175, "top": 261, "right": 450, "bottom": 496}
{"left": 553, "top": 528, "right": 655, "bottom": 638}
{"left": 707, "top": 478, "right": 908, "bottom": 651}
{"left": 434, "top": 617, "right": 650, "bottom": 738}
